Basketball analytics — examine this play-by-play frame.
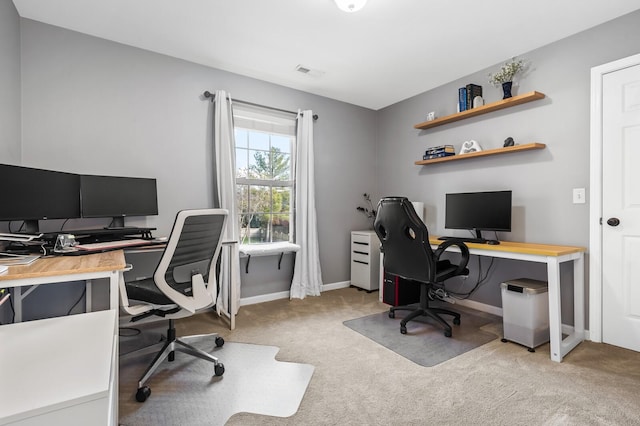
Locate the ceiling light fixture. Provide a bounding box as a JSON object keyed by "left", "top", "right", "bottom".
{"left": 334, "top": 0, "right": 367, "bottom": 13}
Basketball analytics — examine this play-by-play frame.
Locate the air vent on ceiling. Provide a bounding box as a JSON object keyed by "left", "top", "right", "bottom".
{"left": 295, "top": 65, "right": 311, "bottom": 74}
{"left": 295, "top": 64, "right": 325, "bottom": 78}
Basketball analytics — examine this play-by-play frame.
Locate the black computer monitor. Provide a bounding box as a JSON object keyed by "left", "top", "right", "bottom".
{"left": 80, "top": 174, "right": 158, "bottom": 228}
{"left": 445, "top": 190, "right": 512, "bottom": 242}
{"left": 0, "top": 163, "right": 81, "bottom": 233}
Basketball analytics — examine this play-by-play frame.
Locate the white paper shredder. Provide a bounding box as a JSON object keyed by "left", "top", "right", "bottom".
{"left": 500, "top": 278, "right": 550, "bottom": 352}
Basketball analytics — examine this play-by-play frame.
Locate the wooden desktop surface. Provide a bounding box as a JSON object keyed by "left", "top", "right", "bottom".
{"left": 0, "top": 250, "right": 127, "bottom": 281}
{"left": 429, "top": 237, "right": 586, "bottom": 257}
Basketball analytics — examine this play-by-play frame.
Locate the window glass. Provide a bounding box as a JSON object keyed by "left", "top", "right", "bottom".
{"left": 233, "top": 105, "right": 296, "bottom": 245}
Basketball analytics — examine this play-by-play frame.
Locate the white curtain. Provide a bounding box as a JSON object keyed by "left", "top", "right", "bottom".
{"left": 212, "top": 90, "right": 241, "bottom": 315}
{"left": 290, "top": 110, "right": 323, "bottom": 299}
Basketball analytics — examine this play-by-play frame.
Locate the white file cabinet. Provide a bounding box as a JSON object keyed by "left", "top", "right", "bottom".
{"left": 350, "top": 230, "right": 381, "bottom": 291}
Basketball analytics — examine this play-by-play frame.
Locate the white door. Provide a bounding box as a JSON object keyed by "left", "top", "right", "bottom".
{"left": 602, "top": 63, "right": 640, "bottom": 352}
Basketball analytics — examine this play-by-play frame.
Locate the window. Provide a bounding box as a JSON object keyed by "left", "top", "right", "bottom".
{"left": 233, "top": 105, "right": 296, "bottom": 244}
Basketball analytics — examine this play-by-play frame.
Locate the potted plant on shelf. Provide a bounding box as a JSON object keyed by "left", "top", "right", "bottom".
{"left": 356, "top": 193, "right": 376, "bottom": 229}
{"left": 488, "top": 57, "right": 526, "bottom": 99}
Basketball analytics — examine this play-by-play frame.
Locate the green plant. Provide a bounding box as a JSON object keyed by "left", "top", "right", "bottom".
{"left": 488, "top": 57, "right": 525, "bottom": 86}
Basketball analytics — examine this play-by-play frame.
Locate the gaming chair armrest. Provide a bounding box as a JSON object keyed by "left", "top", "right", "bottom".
{"left": 433, "top": 239, "right": 470, "bottom": 276}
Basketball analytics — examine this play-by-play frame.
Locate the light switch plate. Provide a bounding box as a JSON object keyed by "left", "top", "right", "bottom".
{"left": 573, "top": 188, "right": 586, "bottom": 204}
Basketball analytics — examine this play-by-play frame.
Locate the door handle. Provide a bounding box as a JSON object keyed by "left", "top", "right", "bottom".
{"left": 607, "top": 217, "right": 620, "bottom": 226}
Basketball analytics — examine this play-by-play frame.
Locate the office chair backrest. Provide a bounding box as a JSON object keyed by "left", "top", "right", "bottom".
{"left": 374, "top": 197, "right": 436, "bottom": 283}
{"left": 154, "top": 208, "right": 228, "bottom": 313}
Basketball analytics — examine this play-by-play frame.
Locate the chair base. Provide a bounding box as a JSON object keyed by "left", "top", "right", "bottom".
{"left": 389, "top": 284, "right": 460, "bottom": 337}
{"left": 122, "top": 319, "right": 225, "bottom": 402}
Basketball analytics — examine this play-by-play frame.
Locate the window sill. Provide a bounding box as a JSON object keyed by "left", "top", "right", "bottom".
{"left": 239, "top": 242, "right": 300, "bottom": 273}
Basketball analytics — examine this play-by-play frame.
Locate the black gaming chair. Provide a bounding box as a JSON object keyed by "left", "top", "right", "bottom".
{"left": 374, "top": 197, "right": 470, "bottom": 337}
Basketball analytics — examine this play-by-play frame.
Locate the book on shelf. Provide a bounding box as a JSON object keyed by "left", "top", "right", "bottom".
{"left": 425, "top": 145, "right": 455, "bottom": 156}
{"left": 423, "top": 152, "right": 456, "bottom": 160}
{"left": 466, "top": 84, "right": 483, "bottom": 109}
{"left": 458, "top": 87, "right": 467, "bottom": 112}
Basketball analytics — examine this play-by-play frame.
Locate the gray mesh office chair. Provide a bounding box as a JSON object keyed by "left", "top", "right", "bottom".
{"left": 374, "top": 197, "right": 470, "bottom": 337}
{"left": 119, "top": 208, "right": 228, "bottom": 402}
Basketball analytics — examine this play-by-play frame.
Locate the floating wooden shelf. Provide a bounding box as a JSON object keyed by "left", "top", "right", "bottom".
{"left": 414, "top": 91, "right": 545, "bottom": 130}
{"left": 415, "top": 143, "right": 546, "bottom": 166}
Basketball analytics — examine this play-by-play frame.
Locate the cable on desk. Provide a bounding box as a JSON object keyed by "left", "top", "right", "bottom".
{"left": 66, "top": 285, "right": 87, "bottom": 315}
{"left": 444, "top": 256, "right": 496, "bottom": 300}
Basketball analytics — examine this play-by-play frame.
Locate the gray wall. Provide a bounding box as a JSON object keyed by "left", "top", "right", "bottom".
{"left": 4, "top": 8, "right": 640, "bottom": 323}
{"left": 377, "top": 10, "right": 640, "bottom": 323}
{"left": 0, "top": 0, "right": 21, "bottom": 165}
{"left": 0, "top": 0, "right": 20, "bottom": 324}
{"left": 17, "top": 19, "right": 377, "bottom": 301}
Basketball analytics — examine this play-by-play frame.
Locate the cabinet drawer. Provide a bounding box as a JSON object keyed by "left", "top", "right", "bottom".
{"left": 351, "top": 233, "right": 371, "bottom": 245}
{"left": 351, "top": 262, "right": 369, "bottom": 287}
{"left": 351, "top": 252, "right": 370, "bottom": 264}
{"left": 351, "top": 243, "right": 370, "bottom": 257}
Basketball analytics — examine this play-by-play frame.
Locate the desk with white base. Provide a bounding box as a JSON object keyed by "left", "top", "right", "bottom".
{"left": 0, "top": 251, "right": 126, "bottom": 425}
{"left": 379, "top": 238, "right": 586, "bottom": 363}
{"left": 0, "top": 310, "right": 117, "bottom": 426}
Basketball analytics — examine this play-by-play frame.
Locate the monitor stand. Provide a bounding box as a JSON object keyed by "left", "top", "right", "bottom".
{"left": 22, "top": 219, "right": 40, "bottom": 234}
{"left": 438, "top": 229, "right": 499, "bottom": 245}
{"left": 105, "top": 216, "right": 126, "bottom": 229}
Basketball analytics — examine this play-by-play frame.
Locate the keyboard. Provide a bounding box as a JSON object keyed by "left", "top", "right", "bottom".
{"left": 76, "top": 239, "right": 152, "bottom": 251}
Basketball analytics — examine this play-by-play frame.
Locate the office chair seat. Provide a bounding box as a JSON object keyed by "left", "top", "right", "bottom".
{"left": 119, "top": 209, "right": 229, "bottom": 403}
{"left": 126, "top": 277, "right": 192, "bottom": 306}
{"left": 374, "top": 197, "right": 470, "bottom": 337}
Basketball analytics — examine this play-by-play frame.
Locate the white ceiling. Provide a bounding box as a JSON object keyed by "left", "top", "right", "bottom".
{"left": 12, "top": 0, "right": 640, "bottom": 110}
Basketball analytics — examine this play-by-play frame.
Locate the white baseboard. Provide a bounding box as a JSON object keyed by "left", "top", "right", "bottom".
{"left": 239, "top": 290, "right": 290, "bottom": 306}
{"left": 455, "top": 298, "right": 503, "bottom": 317}
{"left": 322, "top": 280, "right": 351, "bottom": 291}
{"left": 239, "top": 280, "right": 352, "bottom": 306}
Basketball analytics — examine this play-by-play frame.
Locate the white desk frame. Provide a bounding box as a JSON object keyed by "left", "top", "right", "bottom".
{"left": 380, "top": 240, "right": 586, "bottom": 363}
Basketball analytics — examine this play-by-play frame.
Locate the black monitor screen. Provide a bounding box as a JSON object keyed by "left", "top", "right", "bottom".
{"left": 80, "top": 174, "right": 158, "bottom": 219}
{"left": 0, "top": 164, "right": 81, "bottom": 221}
{"left": 445, "top": 190, "right": 512, "bottom": 232}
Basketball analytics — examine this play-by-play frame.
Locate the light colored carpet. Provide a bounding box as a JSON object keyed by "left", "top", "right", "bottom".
{"left": 119, "top": 340, "right": 314, "bottom": 426}
{"left": 343, "top": 304, "right": 500, "bottom": 366}
{"left": 119, "top": 287, "right": 640, "bottom": 425}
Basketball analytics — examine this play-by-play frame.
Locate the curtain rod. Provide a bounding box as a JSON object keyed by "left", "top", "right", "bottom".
{"left": 203, "top": 91, "right": 318, "bottom": 121}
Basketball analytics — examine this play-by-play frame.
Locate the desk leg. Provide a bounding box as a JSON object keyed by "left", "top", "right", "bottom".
{"left": 547, "top": 254, "right": 586, "bottom": 362}
{"left": 547, "top": 257, "right": 563, "bottom": 362}
{"left": 13, "top": 286, "right": 23, "bottom": 322}
{"left": 109, "top": 271, "right": 120, "bottom": 311}
{"left": 86, "top": 279, "right": 93, "bottom": 313}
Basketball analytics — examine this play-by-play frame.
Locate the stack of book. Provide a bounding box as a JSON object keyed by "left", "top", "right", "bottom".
{"left": 423, "top": 145, "right": 455, "bottom": 160}
{"left": 458, "top": 84, "right": 483, "bottom": 112}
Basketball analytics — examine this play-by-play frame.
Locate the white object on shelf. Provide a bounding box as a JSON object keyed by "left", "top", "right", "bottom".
{"left": 350, "top": 230, "right": 380, "bottom": 291}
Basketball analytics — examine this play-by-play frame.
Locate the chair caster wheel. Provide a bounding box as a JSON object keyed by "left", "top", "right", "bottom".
{"left": 215, "top": 336, "right": 225, "bottom": 347}
{"left": 453, "top": 317, "right": 460, "bottom": 325}
{"left": 400, "top": 325, "right": 407, "bottom": 334}
{"left": 389, "top": 311, "right": 395, "bottom": 319}
{"left": 136, "top": 386, "right": 151, "bottom": 402}
{"left": 214, "top": 363, "right": 225, "bottom": 376}
{"left": 444, "top": 330, "right": 452, "bottom": 338}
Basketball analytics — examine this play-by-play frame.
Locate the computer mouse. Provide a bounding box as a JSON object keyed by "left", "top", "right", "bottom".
{"left": 487, "top": 240, "right": 500, "bottom": 245}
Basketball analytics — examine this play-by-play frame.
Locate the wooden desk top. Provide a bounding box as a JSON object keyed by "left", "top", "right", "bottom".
{"left": 429, "top": 237, "right": 586, "bottom": 257}
{"left": 0, "top": 250, "right": 127, "bottom": 281}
